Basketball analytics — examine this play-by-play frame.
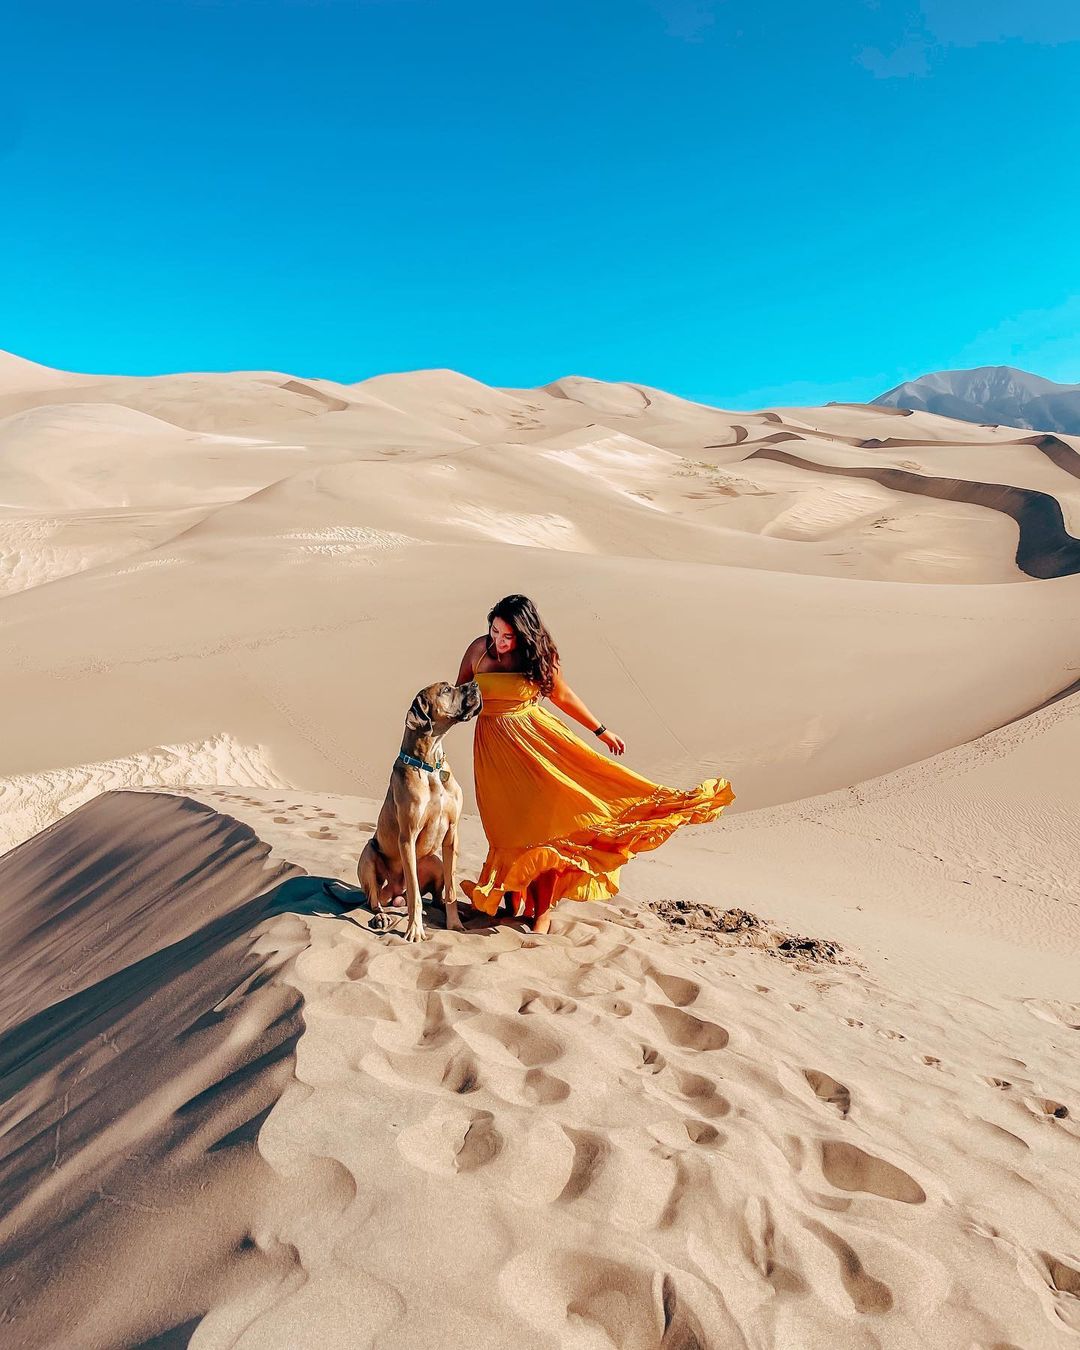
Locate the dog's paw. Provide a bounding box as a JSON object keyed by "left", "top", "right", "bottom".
{"left": 404, "top": 922, "right": 426, "bottom": 944}
{"left": 370, "top": 910, "right": 391, "bottom": 932}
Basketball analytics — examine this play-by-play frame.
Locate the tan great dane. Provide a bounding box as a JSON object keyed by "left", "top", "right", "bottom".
{"left": 357, "top": 679, "right": 482, "bottom": 942}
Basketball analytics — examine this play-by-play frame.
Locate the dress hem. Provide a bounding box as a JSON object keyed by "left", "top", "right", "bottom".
{"left": 461, "top": 776, "right": 735, "bottom": 918}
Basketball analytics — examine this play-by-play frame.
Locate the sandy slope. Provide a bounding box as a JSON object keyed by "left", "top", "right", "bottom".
{"left": 1, "top": 349, "right": 1079, "bottom": 1348}
{"left": 1, "top": 772, "right": 1078, "bottom": 1348}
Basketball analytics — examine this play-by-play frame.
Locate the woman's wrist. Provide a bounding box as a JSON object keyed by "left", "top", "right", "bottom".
{"left": 593, "top": 722, "right": 606, "bottom": 737}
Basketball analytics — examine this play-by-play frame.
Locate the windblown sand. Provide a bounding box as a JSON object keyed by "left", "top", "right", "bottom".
{"left": 1, "top": 350, "right": 1078, "bottom": 1348}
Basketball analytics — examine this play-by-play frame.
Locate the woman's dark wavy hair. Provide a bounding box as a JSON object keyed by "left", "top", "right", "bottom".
{"left": 485, "top": 594, "right": 560, "bottom": 698}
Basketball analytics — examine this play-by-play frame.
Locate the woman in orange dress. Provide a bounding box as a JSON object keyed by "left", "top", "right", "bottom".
{"left": 456, "top": 594, "right": 735, "bottom": 934}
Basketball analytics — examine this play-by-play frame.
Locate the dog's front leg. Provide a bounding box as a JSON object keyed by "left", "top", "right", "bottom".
{"left": 358, "top": 848, "right": 389, "bottom": 931}
{"left": 442, "top": 823, "right": 464, "bottom": 932}
{"left": 398, "top": 828, "right": 426, "bottom": 943}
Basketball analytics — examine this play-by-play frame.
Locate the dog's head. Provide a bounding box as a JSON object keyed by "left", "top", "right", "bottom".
{"left": 405, "top": 680, "right": 483, "bottom": 736}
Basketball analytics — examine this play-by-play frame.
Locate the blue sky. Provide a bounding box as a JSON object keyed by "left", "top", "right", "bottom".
{"left": 2, "top": 0, "right": 1078, "bottom": 408}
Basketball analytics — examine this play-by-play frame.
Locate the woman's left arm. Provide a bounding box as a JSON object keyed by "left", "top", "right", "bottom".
{"left": 549, "top": 665, "right": 625, "bottom": 755}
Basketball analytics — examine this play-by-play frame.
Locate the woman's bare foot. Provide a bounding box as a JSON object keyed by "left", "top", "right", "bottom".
{"left": 530, "top": 894, "right": 553, "bottom": 934}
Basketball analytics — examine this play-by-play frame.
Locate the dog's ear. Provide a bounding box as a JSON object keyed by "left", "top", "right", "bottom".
{"left": 405, "top": 690, "right": 433, "bottom": 734}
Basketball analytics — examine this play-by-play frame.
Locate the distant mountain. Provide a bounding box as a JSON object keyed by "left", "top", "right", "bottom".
{"left": 872, "top": 365, "right": 1080, "bottom": 435}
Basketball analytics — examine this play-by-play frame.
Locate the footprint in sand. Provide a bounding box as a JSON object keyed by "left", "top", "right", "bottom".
{"left": 456, "top": 1012, "right": 563, "bottom": 1068}
{"left": 976, "top": 1072, "right": 1070, "bottom": 1120}
{"left": 819, "top": 1141, "right": 926, "bottom": 1203}
{"left": 636, "top": 1043, "right": 667, "bottom": 1075}
{"left": 1024, "top": 1095, "right": 1069, "bottom": 1120}
{"left": 740, "top": 1197, "right": 808, "bottom": 1297}
{"left": 803, "top": 1069, "right": 852, "bottom": 1118}
{"left": 456, "top": 1112, "right": 502, "bottom": 1171}
{"left": 364, "top": 1038, "right": 477, "bottom": 1096}
{"left": 415, "top": 964, "right": 453, "bottom": 992}
{"left": 646, "top": 968, "right": 701, "bottom": 1008}
{"left": 413, "top": 992, "right": 458, "bottom": 1050}
{"left": 1022, "top": 999, "right": 1080, "bottom": 1030}
{"left": 649, "top": 1003, "right": 729, "bottom": 1051}
{"left": 398, "top": 1107, "right": 503, "bottom": 1175}
{"left": 1038, "top": 1252, "right": 1080, "bottom": 1332}
{"left": 440, "top": 1049, "right": 481, "bottom": 1095}
{"left": 683, "top": 1119, "right": 722, "bottom": 1146}
{"left": 671, "top": 1068, "right": 731, "bottom": 1119}
{"left": 557, "top": 1127, "right": 610, "bottom": 1202}
{"left": 518, "top": 1067, "right": 571, "bottom": 1105}
{"left": 518, "top": 990, "right": 577, "bottom": 1016}
{"left": 803, "top": 1217, "right": 893, "bottom": 1314}
{"left": 499, "top": 1253, "right": 709, "bottom": 1346}
{"left": 345, "top": 948, "right": 371, "bottom": 981}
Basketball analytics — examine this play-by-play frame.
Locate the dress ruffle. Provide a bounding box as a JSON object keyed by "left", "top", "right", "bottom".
{"left": 461, "top": 775, "right": 735, "bottom": 918}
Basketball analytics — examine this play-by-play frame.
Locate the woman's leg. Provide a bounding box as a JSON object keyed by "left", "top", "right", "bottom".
{"left": 531, "top": 893, "right": 553, "bottom": 934}
{"left": 528, "top": 872, "right": 556, "bottom": 934}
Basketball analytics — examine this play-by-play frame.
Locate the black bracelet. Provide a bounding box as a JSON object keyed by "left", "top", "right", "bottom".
{"left": 593, "top": 723, "right": 606, "bottom": 736}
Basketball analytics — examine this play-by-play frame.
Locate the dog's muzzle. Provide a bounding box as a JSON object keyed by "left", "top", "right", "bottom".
{"left": 458, "top": 680, "right": 483, "bottom": 719}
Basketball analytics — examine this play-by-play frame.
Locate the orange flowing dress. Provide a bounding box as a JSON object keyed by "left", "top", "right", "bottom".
{"left": 459, "top": 671, "right": 735, "bottom": 920}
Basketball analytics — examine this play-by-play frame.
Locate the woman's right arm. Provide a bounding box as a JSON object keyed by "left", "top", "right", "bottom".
{"left": 455, "top": 636, "right": 484, "bottom": 686}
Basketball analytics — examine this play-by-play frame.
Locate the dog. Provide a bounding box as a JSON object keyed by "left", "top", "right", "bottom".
{"left": 356, "top": 679, "right": 482, "bottom": 942}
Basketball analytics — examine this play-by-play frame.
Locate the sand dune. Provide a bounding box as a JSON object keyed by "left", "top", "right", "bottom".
{"left": 2, "top": 351, "right": 1078, "bottom": 857}
{"left": 748, "top": 444, "right": 1080, "bottom": 578}
{"left": 1, "top": 349, "right": 1078, "bottom": 1347}
{"left": 0, "top": 792, "right": 313, "bottom": 1348}
{"left": 2, "top": 775, "right": 1078, "bottom": 1347}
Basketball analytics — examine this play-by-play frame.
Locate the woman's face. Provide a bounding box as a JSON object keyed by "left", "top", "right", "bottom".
{"left": 489, "top": 617, "right": 516, "bottom": 657}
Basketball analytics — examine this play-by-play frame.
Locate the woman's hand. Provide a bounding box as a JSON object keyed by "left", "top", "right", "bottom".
{"left": 599, "top": 729, "right": 625, "bottom": 756}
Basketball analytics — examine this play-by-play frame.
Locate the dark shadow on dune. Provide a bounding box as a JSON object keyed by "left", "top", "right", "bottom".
{"left": 746, "top": 445, "right": 1080, "bottom": 579}
{"left": 704, "top": 424, "right": 748, "bottom": 448}
{"left": 855, "top": 433, "right": 1080, "bottom": 490}
{"left": 851, "top": 431, "right": 1080, "bottom": 496}
{"left": 1017, "top": 432, "right": 1080, "bottom": 483}
{"left": 0, "top": 878, "right": 324, "bottom": 1108}
{"left": 0, "top": 790, "right": 354, "bottom": 1350}
{"left": 131, "top": 1318, "right": 204, "bottom": 1350}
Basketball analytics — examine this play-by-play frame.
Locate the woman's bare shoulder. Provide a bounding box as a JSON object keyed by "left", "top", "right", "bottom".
{"left": 456, "top": 635, "right": 488, "bottom": 682}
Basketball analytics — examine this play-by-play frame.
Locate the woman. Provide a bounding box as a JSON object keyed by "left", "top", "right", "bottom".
{"left": 456, "top": 594, "right": 735, "bottom": 934}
